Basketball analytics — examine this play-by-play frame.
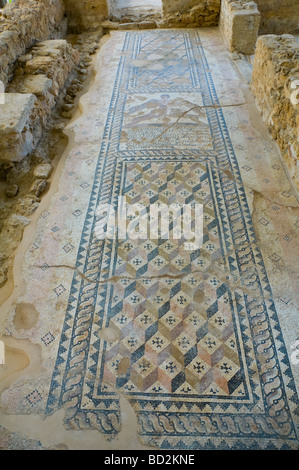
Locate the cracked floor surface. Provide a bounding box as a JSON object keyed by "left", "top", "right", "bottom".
{"left": 0, "top": 28, "right": 299, "bottom": 450}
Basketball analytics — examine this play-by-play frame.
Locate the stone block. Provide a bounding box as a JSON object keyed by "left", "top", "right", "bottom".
{"left": 0, "top": 93, "right": 41, "bottom": 163}
{"left": 102, "top": 20, "right": 119, "bottom": 30}
{"left": 0, "top": 0, "right": 65, "bottom": 86}
{"left": 0, "top": 37, "right": 80, "bottom": 166}
{"left": 0, "top": 31, "right": 21, "bottom": 84}
{"left": 219, "top": 0, "right": 260, "bottom": 55}
{"left": 8, "top": 74, "right": 53, "bottom": 100}
{"left": 138, "top": 21, "right": 157, "bottom": 30}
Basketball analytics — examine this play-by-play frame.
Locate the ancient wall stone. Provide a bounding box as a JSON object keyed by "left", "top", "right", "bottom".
{"left": 219, "top": 0, "right": 260, "bottom": 55}
{"left": 255, "top": 0, "right": 299, "bottom": 35}
{"left": 0, "top": 40, "right": 80, "bottom": 164}
{"left": 64, "top": 0, "right": 108, "bottom": 32}
{"left": 102, "top": 0, "right": 220, "bottom": 29}
{"left": 0, "top": 0, "right": 66, "bottom": 86}
{"left": 162, "top": 0, "right": 199, "bottom": 15}
{"left": 251, "top": 34, "right": 299, "bottom": 190}
{"left": 0, "top": 93, "right": 41, "bottom": 163}
{"left": 160, "top": 0, "right": 221, "bottom": 28}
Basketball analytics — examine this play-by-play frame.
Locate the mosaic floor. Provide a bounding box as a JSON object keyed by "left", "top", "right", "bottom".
{"left": 1, "top": 29, "right": 299, "bottom": 450}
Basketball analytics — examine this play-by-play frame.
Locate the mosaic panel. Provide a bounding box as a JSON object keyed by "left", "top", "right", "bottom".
{"left": 45, "top": 31, "right": 299, "bottom": 449}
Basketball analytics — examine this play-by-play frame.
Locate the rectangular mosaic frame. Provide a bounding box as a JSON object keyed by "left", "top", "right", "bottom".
{"left": 46, "top": 31, "right": 299, "bottom": 449}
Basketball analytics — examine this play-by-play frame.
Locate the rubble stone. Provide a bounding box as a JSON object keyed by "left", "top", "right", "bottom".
{"left": 255, "top": 0, "right": 299, "bottom": 35}
{"left": 1, "top": 40, "right": 80, "bottom": 164}
{"left": 161, "top": 0, "right": 221, "bottom": 27}
{"left": 33, "top": 163, "right": 53, "bottom": 179}
{"left": 0, "top": 93, "right": 41, "bottom": 163}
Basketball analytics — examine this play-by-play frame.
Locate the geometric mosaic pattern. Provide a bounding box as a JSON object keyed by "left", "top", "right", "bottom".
{"left": 46, "top": 31, "right": 299, "bottom": 449}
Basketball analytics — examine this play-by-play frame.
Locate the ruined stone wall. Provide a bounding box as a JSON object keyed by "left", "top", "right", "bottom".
{"left": 162, "top": 0, "right": 199, "bottom": 14}
{"left": 161, "top": 0, "right": 221, "bottom": 27}
{"left": 255, "top": 0, "right": 299, "bottom": 34}
{"left": 64, "top": 0, "right": 108, "bottom": 32}
{"left": 0, "top": 0, "right": 66, "bottom": 86}
{"left": 79, "top": 0, "right": 298, "bottom": 32}
{"left": 251, "top": 35, "right": 299, "bottom": 191}
{"left": 0, "top": 40, "right": 80, "bottom": 165}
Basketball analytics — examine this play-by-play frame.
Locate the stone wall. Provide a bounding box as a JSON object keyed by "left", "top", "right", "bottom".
{"left": 219, "top": 0, "right": 260, "bottom": 55}
{"left": 255, "top": 0, "right": 299, "bottom": 35}
{"left": 64, "top": 0, "right": 108, "bottom": 32}
{"left": 251, "top": 35, "right": 299, "bottom": 191}
{"left": 161, "top": 0, "right": 221, "bottom": 27}
{"left": 0, "top": 40, "right": 80, "bottom": 164}
{"left": 162, "top": 0, "right": 199, "bottom": 14}
{"left": 0, "top": 0, "right": 66, "bottom": 86}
